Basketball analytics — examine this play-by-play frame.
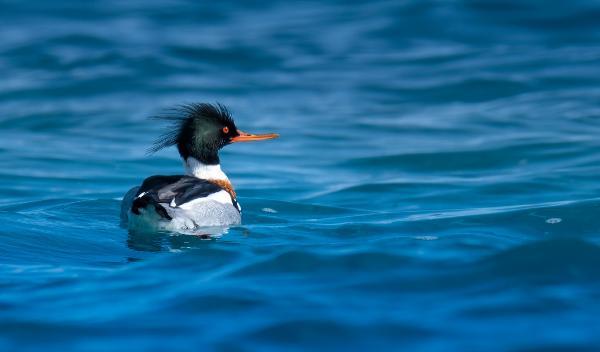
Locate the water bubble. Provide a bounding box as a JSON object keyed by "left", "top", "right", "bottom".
{"left": 546, "top": 218, "right": 562, "bottom": 224}
{"left": 262, "top": 208, "right": 278, "bottom": 213}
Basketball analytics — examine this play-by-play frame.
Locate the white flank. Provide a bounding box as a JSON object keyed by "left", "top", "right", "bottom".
{"left": 179, "top": 190, "right": 233, "bottom": 209}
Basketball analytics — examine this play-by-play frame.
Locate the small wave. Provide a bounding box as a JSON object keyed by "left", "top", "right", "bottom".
{"left": 478, "top": 238, "right": 600, "bottom": 281}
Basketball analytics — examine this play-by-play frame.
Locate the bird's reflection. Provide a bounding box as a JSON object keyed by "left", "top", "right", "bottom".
{"left": 126, "top": 227, "right": 229, "bottom": 252}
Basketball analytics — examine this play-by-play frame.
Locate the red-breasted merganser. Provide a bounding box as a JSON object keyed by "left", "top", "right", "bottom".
{"left": 120, "top": 103, "right": 278, "bottom": 233}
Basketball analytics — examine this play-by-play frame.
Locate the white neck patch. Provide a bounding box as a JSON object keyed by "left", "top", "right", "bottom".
{"left": 184, "top": 157, "right": 229, "bottom": 180}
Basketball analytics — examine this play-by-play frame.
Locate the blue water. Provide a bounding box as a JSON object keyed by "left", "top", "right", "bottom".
{"left": 1, "top": 1, "right": 600, "bottom": 350}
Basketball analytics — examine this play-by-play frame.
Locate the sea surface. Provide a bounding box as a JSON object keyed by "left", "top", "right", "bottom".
{"left": 1, "top": 1, "right": 600, "bottom": 351}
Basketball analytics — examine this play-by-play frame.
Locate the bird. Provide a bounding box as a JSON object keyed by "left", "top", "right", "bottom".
{"left": 120, "top": 103, "right": 278, "bottom": 233}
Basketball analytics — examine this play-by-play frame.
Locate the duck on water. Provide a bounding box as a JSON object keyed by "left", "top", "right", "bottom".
{"left": 121, "top": 103, "right": 278, "bottom": 233}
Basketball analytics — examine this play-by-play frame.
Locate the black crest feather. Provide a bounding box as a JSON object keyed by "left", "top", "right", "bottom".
{"left": 147, "top": 102, "right": 234, "bottom": 155}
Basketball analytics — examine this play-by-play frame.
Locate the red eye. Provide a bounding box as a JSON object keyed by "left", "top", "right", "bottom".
{"left": 222, "top": 126, "right": 229, "bottom": 134}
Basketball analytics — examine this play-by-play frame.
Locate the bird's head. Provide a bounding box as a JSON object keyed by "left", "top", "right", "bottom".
{"left": 149, "top": 103, "right": 278, "bottom": 165}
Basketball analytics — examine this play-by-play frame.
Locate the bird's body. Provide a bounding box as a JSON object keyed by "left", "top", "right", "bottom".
{"left": 121, "top": 174, "right": 241, "bottom": 232}
{"left": 121, "top": 103, "right": 277, "bottom": 233}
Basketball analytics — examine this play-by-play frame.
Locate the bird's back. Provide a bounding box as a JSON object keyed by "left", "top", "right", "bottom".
{"left": 121, "top": 175, "right": 241, "bottom": 232}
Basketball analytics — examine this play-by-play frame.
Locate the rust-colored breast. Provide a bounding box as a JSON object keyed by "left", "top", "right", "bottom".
{"left": 208, "top": 179, "right": 236, "bottom": 199}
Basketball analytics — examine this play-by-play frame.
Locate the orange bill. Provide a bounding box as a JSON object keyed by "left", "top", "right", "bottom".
{"left": 231, "top": 130, "right": 279, "bottom": 143}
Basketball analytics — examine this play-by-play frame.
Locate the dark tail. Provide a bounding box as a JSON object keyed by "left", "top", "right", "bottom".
{"left": 131, "top": 194, "right": 172, "bottom": 220}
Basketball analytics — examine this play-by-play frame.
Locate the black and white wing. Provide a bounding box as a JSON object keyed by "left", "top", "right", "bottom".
{"left": 128, "top": 176, "right": 240, "bottom": 224}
